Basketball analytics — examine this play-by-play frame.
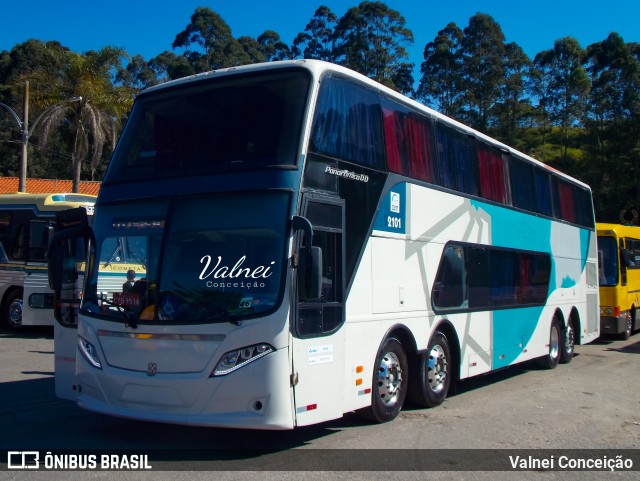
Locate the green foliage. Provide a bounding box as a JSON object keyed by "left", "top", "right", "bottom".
{"left": 416, "top": 22, "right": 464, "bottom": 116}
{"left": 292, "top": 6, "right": 339, "bottom": 61}
{"left": 1, "top": 3, "right": 639, "bottom": 222}
{"left": 333, "top": 1, "right": 415, "bottom": 94}
{"left": 172, "top": 7, "right": 251, "bottom": 71}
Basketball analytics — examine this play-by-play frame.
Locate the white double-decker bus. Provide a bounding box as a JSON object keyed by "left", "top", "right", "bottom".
{"left": 48, "top": 60, "right": 599, "bottom": 429}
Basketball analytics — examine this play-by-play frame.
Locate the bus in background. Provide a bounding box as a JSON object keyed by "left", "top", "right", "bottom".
{"left": 597, "top": 222, "right": 640, "bottom": 339}
{"left": 48, "top": 60, "right": 599, "bottom": 429}
{"left": 0, "top": 193, "right": 95, "bottom": 329}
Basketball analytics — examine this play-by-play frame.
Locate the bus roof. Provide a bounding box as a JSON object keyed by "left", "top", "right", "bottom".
{"left": 0, "top": 193, "right": 96, "bottom": 212}
{"left": 596, "top": 222, "right": 640, "bottom": 237}
{"left": 137, "top": 59, "right": 590, "bottom": 192}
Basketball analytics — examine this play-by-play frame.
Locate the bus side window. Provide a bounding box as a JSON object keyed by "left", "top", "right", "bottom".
{"left": 433, "top": 244, "right": 467, "bottom": 310}
{"left": 620, "top": 239, "right": 628, "bottom": 285}
{"left": 28, "top": 221, "right": 53, "bottom": 262}
{"left": 12, "top": 223, "right": 28, "bottom": 260}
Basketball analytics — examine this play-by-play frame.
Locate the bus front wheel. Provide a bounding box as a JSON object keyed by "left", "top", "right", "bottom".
{"left": 408, "top": 331, "right": 451, "bottom": 408}
{"left": 3, "top": 289, "right": 23, "bottom": 329}
{"left": 362, "top": 337, "right": 408, "bottom": 423}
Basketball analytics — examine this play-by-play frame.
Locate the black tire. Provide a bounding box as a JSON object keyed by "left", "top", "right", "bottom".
{"left": 2, "top": 289, "right": 23, "bottom": 329}
{"left": 362, "top": 337, "right": 408, "bottom": 423}
{"left": 537, "top": 319, "right": 561, "bottom": 369}
{"left": 559, "top": 319, "right": 575, "bottom": 364}
{"left": 407, "top": 331, "right": 451, "bottom": 408}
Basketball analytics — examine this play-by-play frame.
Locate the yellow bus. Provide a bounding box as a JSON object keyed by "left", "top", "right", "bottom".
{"left": 0, "top": 193, "right": 95, "bottom": 329}
{"left": 597, "top": 222, "right": 640, "bottom": 339}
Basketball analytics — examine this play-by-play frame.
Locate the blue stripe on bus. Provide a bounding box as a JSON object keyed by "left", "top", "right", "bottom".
{"left": 471, "top": 200, "right": 592, "bottom": 367}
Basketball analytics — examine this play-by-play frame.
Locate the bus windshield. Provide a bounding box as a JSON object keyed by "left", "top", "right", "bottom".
{"left": 82, "top": 192, "right": 290, "bottom": 324}
{"left": 598, "top": 235, "right": 619, "bottom": 286}
{"left": 103, "top": 69, "right": 310, "bottom": 183}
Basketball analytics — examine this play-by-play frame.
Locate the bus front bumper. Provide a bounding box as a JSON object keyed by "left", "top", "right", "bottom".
{"left": 600, "top": 313, "right": 629, "bottom": 335}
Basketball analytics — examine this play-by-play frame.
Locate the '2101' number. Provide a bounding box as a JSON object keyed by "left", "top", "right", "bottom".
{"left": 387, "top": 216, "right": 402, "bottom": 229}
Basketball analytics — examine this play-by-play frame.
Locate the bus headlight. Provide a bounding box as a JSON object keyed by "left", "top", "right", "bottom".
{"left": 78, "top": 336, "right": 102, "bottom": 369}
{"left": 211, "top": 343, "right": 274, "bottom": 376}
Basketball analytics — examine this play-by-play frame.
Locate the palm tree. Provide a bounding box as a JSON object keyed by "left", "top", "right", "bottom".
{"left": 25, "top": 45, "right": 134, "bottom": 191}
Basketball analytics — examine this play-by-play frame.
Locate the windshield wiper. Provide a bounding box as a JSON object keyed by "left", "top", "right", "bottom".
{"left": 102, "top": 245, "right": 123, "bottom": 269}
{"left": 204, "top": 307, "right": 242, "bottom": 326}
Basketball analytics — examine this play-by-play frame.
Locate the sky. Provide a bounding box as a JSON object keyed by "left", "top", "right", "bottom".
{"left": 1, "top": 0, "right": 639, "bottom": 70}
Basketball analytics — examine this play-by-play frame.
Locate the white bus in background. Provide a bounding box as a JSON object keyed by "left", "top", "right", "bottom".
{"left": 0, "top": 193, "right": 95, "bottom": 329}
{"left": 48, "top": 60, "right": 599, "bottom": 429}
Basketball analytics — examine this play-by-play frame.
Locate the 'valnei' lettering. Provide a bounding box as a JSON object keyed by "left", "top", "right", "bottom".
{"left": 199, "top": 255, "right": 275, "bottom": 280}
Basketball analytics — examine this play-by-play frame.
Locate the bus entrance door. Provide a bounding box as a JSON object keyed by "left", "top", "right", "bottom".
{"left": 291, "top": 196, "right": 346, "bottom": 426}
{"left": 49, "top": 208, "right": 91, "bottom": 401}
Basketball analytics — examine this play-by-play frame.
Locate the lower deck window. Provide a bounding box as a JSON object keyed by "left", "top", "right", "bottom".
{"left": 433, "top": 242, "right": 551, "bottom": 313}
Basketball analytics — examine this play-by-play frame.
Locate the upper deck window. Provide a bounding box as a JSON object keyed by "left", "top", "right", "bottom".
{"left": 310, "top": 76, "right": 385, "bottom": 170}
{"left": 104, "top": 69, "right": 311, "bottom": 184}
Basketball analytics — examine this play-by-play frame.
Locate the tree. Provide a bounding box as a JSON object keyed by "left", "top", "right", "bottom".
{"left": 257, "top": 31, "right": 292, "bottom": 61}
{"left": 416, "top": 22, "right": 464, "bottom": 117}
{"left": 459, "top": 14, "right": 507, "bottom": 131}
{"left": 148, "top": 51, "right": 195, "bottom": 82}
{"left": 333, "top": 1, "right": 414, "bottom": 94}
{"left": 493, "top": 42, "right": 534, "bottom": 146}
{"left": 0, "top": 40, "right": 72, "bottom": 177}
{"left": 292, "top": 5, "right": 339, "bottom": 61}
{"left": 238, "top": 36, "right": 266, "bottom": 64}
{"left": 584, "top": 34, "right": 640, "bottom": 219}
{"left": 117, "top": 54, "right": 160, "bottom": 90}
{"left": 26, "top": 45, "right": 134, "bottom": 190}
{"left": 172, "top": 7, "right": 250, "bottom": 72}
{"left": 533, "top": 37, "right": 590, "bottom": 163}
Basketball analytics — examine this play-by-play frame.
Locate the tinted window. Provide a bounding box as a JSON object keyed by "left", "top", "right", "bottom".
{"left": 433, "top": 243, "right": 551, "bottom": 312}
{"left": 510, "top": 157, "right": 535, "bottom": 210}
{"left": 382, "top": 98, "right": 436, "bottom": 182}
{"left": 535, "top": 170, "right": 553, "bottom": 217}
{"left": 105, "top": 70, "right": 310, "bottom": 183}
{"left": 597, "top": 236, "right": 618, "bottom": 286}
{"left": 478, "top": 145, "right": 506, "bottom": 203}
{"left": 310, "top": 76, "right": 385, "bottom": 170}
{"left": 435, "top": 124, "right": 479, "bottom": 195}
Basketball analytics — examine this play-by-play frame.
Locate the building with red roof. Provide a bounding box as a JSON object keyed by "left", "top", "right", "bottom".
{"left": 0, "top": 177, "right": 100, "bottom": 196}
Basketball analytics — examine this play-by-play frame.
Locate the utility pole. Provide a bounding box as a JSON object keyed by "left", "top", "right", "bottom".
{"left": 19, "top": 80, "right": 29, "bottom": 193}
{"left": 0, "top": 81, "right": 81, "bottom": 193}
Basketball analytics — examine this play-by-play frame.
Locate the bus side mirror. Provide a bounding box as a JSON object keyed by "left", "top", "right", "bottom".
{"left": 292, "top": 216, "right": 323, "bottom": 301}
{"left": 621, "top": 248, "right": 635, "bottom": 268}
{"left": 47, "top": 226, "right": 92, "bottom": 326}
{"left": 47, "top": 240, "right": 65, "bottom": 291}
{"left": 47, "top": 227, "right": 87, "bottom": 290}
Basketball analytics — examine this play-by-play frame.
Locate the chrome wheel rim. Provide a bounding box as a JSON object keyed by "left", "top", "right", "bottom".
{"left": 564, "top": 323, "right": 575, "bottom": 355}
{"left": 8, "top": 298, "right": 23, "bottom": 328}
{"left": 550, "top": 324, "right": 560, "bottom": 360}
{"left": 427, "top": 344, "right": 447, "bottom": 394}
{"left": 375, "top": 351, "right": 403, "bottom": 407}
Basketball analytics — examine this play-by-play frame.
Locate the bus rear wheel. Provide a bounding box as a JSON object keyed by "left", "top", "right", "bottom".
{"left": 3, "top": 289, "right": 23, "bottom": 329}
{"left": 559, "top": 319, "right": 575, "bottom": 364}
{"left": 362, "top": 337, "right": 408, "bottom": 423}
{"left": 408, "top": 331, "right": 451, "bottom": 408}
